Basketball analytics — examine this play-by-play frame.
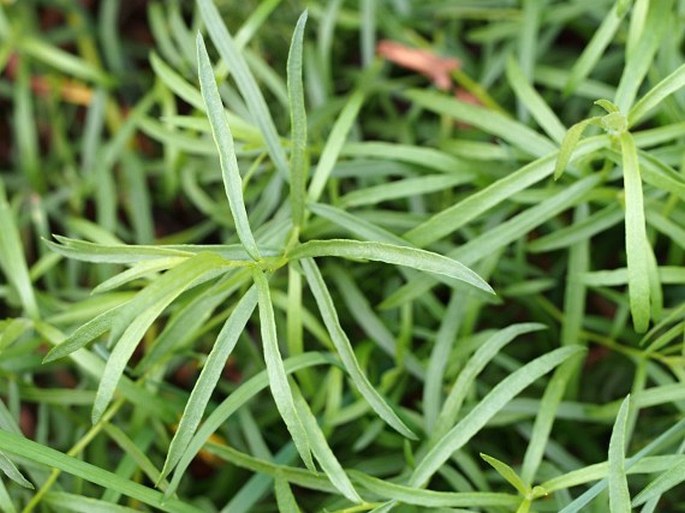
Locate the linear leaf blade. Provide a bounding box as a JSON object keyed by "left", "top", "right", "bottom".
{"left": 620, "top": 131, "right": 650, "bottom": 333}
{"left": 94, "top": 254, "right": 226, "bottom": 423}
{"left": 410, "top": 346, "right": 584, "bottom": 487}
{"left": 292, "top": 387, "right": 362, "bottom": 502}
{"left": 629, "top": 62, "right": 685, "bottom": 126}
{"left": 197, "top": 33, "right": 260, "bottom": 259}
{"left": 307, "top": 90, "right": 365, "bottom": 203}
{"left": 291, "top": 240, "right": 494, "bottom": 294}
{"left": 0, "top": 429, "right": 202, "bottom": 513}
{"left": 0, "top": 183, "right": 38, "bottom": 319}
{"left": 404, "top": 89, "right": 557, "bottom": 157}
{"left": 302, "top": 258, "right": 416, "bottom": 439}
{"left": 506, "top": 56, "right": 566, "bottom": 143}
{"left": 287, "top": 10, "right": 309, "bottom": 229}
{"left": 197, "top": 0, "right": 289, "bottom": 178}
{"left": 166, "top": 352, "right": 333, "bottom": 498}
{"left": 433, "top": 323, "right": 546, "bottom": 441}
{"left": 160, "top": 287, "right": 257, "bottom": 481}
{"left": 253, "top": 270, "right": 314, "bottom": 470}
{"left": 609, "top": 396, "right": 632, "bottom": 513}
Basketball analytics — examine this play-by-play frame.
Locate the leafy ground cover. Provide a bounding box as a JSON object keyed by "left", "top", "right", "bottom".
{"left": 1, "top": 0, "right": 685, "bottom": 511}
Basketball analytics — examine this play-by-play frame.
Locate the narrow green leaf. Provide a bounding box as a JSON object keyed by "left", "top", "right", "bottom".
{"left": 552, "top": 419, "right": 685, "bottom": 513}
{"left": 287, "top": 10, "right": 309, "bottom": 229}
{"left": 233, "top": 0, "right": 282, "bottom": 50}
{"left": 383, "top": 173, "right": 604, "bottom": 309}
{"left": 638, "top": 150, "right": 685, "bottom": 202}
{"left": 0, "top": 430, "right": 202, "bottom": 513}
{"left": 632, "top": 458, "right": 685, "bottom": 507}
{"left": 609, "top": 396, "right": 632, "bottom": 513}
{"left": 44, "top": 492, "right": 141, "bottom": 513}
{"left": 423, "top": 294, "right": 461, "bottom": 431}
{"left": 595, "top": 98, "right": 621, "bottom": 113}
{"left": 528, "top": 204, "right": 623, "bottom": 253}
{"left": 0, "top": 451, "right": 33, "bottom": 489}
{"left": 19, "top": 37, "right": 114, "bottom": 86}
{"left": 13, "top": 55, "right": 41, "bottom": 190}
{"left": 292, "top": 387, "right": 362, "bottom": 502}
{"left": 291, "top": 240, "right": 494, "bottom": 294}
{"left": 0, "top": 318, "right": 31, "bottom": 353}
{"left": 554, "top": 117, "right": 600, "bottom": 180}
{"left": 329, "top": 267, "right": 425, "bottom": 380}
{"left": 559, "top": 203, "right": 590, "bottom": 350}
{"left": 626, "top": 0, "right": 649, "bottom": 54}
{"left": 167, "top": 352, "right": 333, "bottom": 498}
{"left": 111, "top": 253, "right": 228, "bottom": 342}
{"left": 0, "top": 183, "right": 38, "bottom": 319}
{"left": 614, "top": 0, "right": 672, "bottom": 112}
{"left": 619, "top": 131, "right": 650, "bottom": 333}
{"left": 404, "top": 89, "right": 557, "bottom": 158}
{"left": 43, "top": 304, "right": 124, "bottom": 363}
{"left": 410, "top": 346, "right": 584, "bottom": 487}
{"left": 225, "top": 442, "right": 296, "bottom": 513}
{"left": 160, "top": 287, "right": 257, "bottom": 481}
{"left": 138, "top": 118, "right": 216, "bottom": 155}
{"left": 196, "top": 33, "right": 260, "bottom": 259}
{"left": 433, "top": 323, "right": 546, "bottom": 441}
{"left": 253, "top": 270, "right": 315, "bottom": 470}
{"left": 350, "top": 470, "right": 519, "bottom": 508}
{"left": 36, "top": 322, "right": 177, "bottom": 422}
{"left": 137, "top": 269, "right": 251, "bottom": 373}
{"left": 517, "top": 0, "right": 541, "bottom": 122}
{"left": 341, "top": 174, "right": 471, "bottom": 208}
{"left": 405, "top": 135, "right": 608, "bottom": 248}
{"left": 46, "top": 236, "right": 195, "bottom": 264}
{"left": 520, "top": 356, "right": 582, "bottom": 485}
{"left": 275, "top": 473, "right": 303, "bottom": 513}
{"left": 563, "top": 3, "right": 626, "bottom": 96}
{"left": 309, "top": 203, "right": 408, "bottom": 246}
{"left": 104, "top": 424, "right": 166, "bottom": 490}
{"left": 506, "top": 56, "right": 566, "bottom": 143}
{"left": 307, "top": 89, "right": 365, "bottom": 203}
{"left": 92, "top": 257, "right": 188, "bottom": 294}
{"left": 629, "top": 62, "right": 685, "bottom": 126}
{"left": 301, "top": 258, "right": 417, "bottom": 439}
{"left": 204, "top": 441, "right": 334, "bottom": 493}
{"left": 340, "top": 142, "right": 474, "bottom": 175}
{"left": 197, "top": 0, "right": 289, "bottom": 178}
{"left": 480, "top": 453, "right": 528, "bottom": 496}
{"left": 93, "top": 254, "right": 226, "bottom": 423}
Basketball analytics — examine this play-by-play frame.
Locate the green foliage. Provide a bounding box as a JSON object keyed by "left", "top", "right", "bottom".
{"left": 0, "top": 0, "right": 685, "bottom": 511}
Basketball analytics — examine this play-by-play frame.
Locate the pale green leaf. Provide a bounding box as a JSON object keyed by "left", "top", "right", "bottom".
{"left": 275, "top": 474, "right": 302, "bottom": 513}
{"left": 480, "top": 453, "right": 528, "bottom": 496}
{"left": 253, "top": 270, "right": 314, "bottom": 470}
{"left": 608, "top": 396, "right": 632, "bottom": 513}
{"left": 0, "top": 430, "right": 202, "bottom": 513}
{"left": 629, "top": 63, "right": 685, "bottom": 126}
{"left": 196, "top": 33, "right": 260, "bottom": 259}
{"left": 506, "top": 56, "right": 566, "bottom": 143}
{"left": 307, "top": 90, "right": 365, "bottom": 203}
{"left": 620, "top": 131, "right": 650, "bottom": 333}
{"left": 292, "top": 387, "right": 362, "bottom": 502}
{"left": 197, "top": 0, "right": 289, "bottom": 178}
{"left": 166, "top": 352, "right": 333, "bottom": 498}
{"left": 291, "top": 239, "right": 494, "bottom": 294}
{"left": 160, "top": 287, "right": 257, "bottom": 481}
{"left": 433, "top": 323, "right": 546, "bottom": 441}
{"left": 287, "top": 10, "right": 309, "bottom": 229}
{"left": 410, "top": 346, "right": 584, "bottom": 487}
{"left": 301, "top": 258, "right": 417, "bottom": 439}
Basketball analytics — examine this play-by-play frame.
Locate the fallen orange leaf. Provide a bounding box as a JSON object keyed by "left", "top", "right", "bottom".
{"left": 377, "top": 39, "right": 460, "bottom": 91}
